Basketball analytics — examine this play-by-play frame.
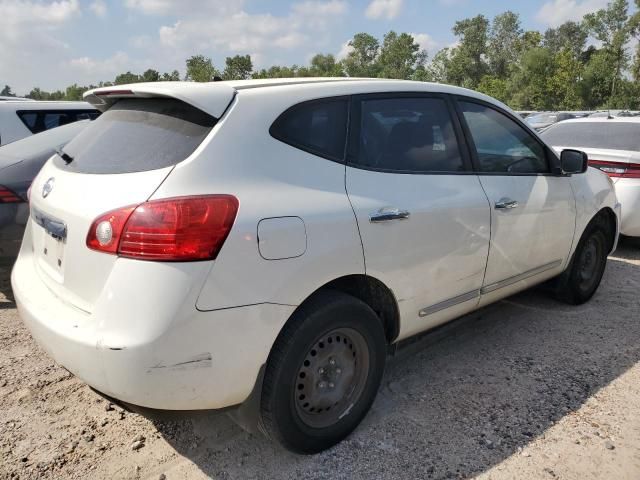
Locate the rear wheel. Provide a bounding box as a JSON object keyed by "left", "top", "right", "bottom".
{"left": 556, "top": 221, "right": 609, "bottom": 305}
{"left": 260, "top": 290, "right": 386, "bottom": 454}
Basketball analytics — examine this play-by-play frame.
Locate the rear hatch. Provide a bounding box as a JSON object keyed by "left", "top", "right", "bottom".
{"left": 27, "top": 85, "right": 235, "bottom": 312}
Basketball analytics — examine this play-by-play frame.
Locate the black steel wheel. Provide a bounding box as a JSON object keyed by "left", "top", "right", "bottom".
{"left": 260, "top": 290, "right": 386, "bottom": 454}
{"left": 294, "top": 328, "right": 370, "bottom": 429}
{"left": 556, "top": 218, "right": 610, "bottom": 305}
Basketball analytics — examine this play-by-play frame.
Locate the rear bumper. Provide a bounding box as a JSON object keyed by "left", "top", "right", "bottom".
{"left": 616, "top": 179, "right": 640, "bottom": 237}
{"left": 12, "top": 244, "right": 295, "bottom": 410}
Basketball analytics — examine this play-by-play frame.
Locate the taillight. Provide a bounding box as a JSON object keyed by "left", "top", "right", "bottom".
{"left": 589, "top": 160, "right": 640, "bottom": 179}
{"left": 87, "top": 195, "right": 238, "bottom": 261}
{"left": 0, "top": 185, "right": 24, "bottom": 203}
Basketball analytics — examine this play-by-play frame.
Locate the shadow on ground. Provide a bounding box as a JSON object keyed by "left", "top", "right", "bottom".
{"left": 0, "top": 263, "right": 15, "bottom": 309}
{"left": 146, "top": 239, "right": 640, "bottom": 479}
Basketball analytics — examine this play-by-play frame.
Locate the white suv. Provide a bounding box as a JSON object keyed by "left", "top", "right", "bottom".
{"left": 0, "top": 100, "right": 99, "bottom": 146}
{"left": 12, "top": 79, "right": 620, "bottom": 453}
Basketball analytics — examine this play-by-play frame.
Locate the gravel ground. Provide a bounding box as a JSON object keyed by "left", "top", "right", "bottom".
{"left": 1, "top": 239, "right": 639, "bottom": 480}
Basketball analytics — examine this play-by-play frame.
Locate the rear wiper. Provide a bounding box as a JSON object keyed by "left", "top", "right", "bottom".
{"left": 55, "top": 148, "right": 74, "bottom": 164}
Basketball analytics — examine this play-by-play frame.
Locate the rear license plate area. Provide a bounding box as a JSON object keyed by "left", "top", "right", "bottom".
{"left": 31, "top": 207, "right": 67, "bottom": 280}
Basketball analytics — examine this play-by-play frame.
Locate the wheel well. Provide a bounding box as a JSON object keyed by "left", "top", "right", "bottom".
{"left": 303, "top": 275, "right": 400, "bottom": 344}
{"left": 594, "top": 207, "right": 617, "bottom": 252}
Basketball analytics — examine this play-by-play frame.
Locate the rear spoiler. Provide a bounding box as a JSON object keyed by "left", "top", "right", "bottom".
{"left": 84, "top": 81, "right": 236, "bottom": 119}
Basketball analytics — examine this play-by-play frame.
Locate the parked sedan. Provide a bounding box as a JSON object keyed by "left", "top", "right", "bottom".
{"left": 542, "top": 117, "right": 640, "bottom": 238}
{"left": 0, "top": 120, "right": 89, "bottom": 260}
{"left": 12, "top": 79, "right": 619, "bottom": 453}
{"left": 526, "top": 112, "right": 575, "bottom": 131}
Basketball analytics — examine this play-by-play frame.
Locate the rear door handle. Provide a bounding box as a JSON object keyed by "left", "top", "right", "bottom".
{"left": 495, "top": 198, "right": 519, "bottom": 210}
{"left": 369, "top": 208, "right": 411, "bottom": 223}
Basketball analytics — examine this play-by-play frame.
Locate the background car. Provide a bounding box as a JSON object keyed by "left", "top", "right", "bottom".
{"left": 541, "top": 117, "right": 640, "bottom": 238}
{"left": 0, "top": 120, "right": 89, "bottom": 261}
{"left": 526, "top": 112, "right": 575, "bottom": 131}
{"left": 0, "top": 100, "right": 99, "bottom": 146}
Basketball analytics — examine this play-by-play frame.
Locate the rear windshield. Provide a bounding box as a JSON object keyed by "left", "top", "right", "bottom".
{"left": 541, "top": 122, "right": 640, "bottom": 151}
{"left": 56, "top": 98, "right": 216, "bottom": 174}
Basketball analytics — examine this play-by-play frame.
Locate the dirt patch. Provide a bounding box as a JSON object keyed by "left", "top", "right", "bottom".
{"left": 1, "top": 240, "right": 639, "bottom": 479}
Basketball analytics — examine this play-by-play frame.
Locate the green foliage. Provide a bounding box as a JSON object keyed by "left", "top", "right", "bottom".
{"left": 185, "top": 54, "right": 220, "bottom": 82}
{"left": 477, "top": 76, "right": 509, "bottom": 103}
{"left": 488, "top": 11, "right": 522, "bottom": 78}
{"left": 1, "top": 85, "right": 15, "bottom": 97}
{"left": 309, "top": 54, "right": 344, "bottom": 77}
{"left": 377, "top": 31, "right": 427, "bottom": 79}
{"left": 342, "top": 33, "right": 380, "bottom": 77}
{"left": 449, "top": 14, "right": 490, "bottom": 88}
{"left": 223, "top": 55, "right": 253, "bottom": 80}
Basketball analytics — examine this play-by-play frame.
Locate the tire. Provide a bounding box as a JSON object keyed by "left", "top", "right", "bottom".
{"left": 555, "top": 220, "right": 609, "bottom": 305}
{"left": 260, "top": 290, "right": 387, "bottom": 454}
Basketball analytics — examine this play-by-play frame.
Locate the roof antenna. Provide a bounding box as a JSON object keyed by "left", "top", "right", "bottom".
{"left": 607, "top": 109, "right": 613, "bottom": 120}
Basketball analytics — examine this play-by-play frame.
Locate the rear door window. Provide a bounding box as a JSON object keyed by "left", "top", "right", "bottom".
{"left": 56, "top": 98, "right": 217, "bottom": 174}
{"left": 350, "top": 96, "right": 465, "bottom": 173}
{"left": 270, "top": 99, "right": 348, "bottom": 161}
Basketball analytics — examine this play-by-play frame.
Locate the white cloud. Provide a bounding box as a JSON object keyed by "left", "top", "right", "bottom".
{"left": 336, "top": 40, "right": 354, "bottom": 60}
{"left": 0, "top": 0, "right": 80, "bottom": 92}
{"left": 536, "top": 0, "right": 608, "bottom": 27}
{"left": 157, "top": 2, "right": 346, "bottom": 58}
{"left": 365, "top": 0, "right": 403, "bottom": 20}
{"left": 68, "top": 52, "right": 131, "bottom": 75}
{"left": 89, "top": 0, "right": 106, "bottom": 17}
{"left": 410, "top": 33, "right": 438, "bottom": 54}
{"left": 124, "top": 0, "right": 244, "bottom": 16}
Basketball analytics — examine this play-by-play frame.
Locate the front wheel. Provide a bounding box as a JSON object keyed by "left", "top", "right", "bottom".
{"left": 260, "top": 290, "right": 386, "bottom": 454}
{"left": 556, "top": 222, "right": 609, "bottom": 305}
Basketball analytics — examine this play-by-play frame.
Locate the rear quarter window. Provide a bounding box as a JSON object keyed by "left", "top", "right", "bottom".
{"left": 56, "top": 98, "right": 216, "bottom": 174}
{"left": 270, "top": 99, "right": 348, "bottom": 161}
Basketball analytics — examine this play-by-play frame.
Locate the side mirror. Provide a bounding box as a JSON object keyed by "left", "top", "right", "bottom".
{"left": 560, "top": 149, "right": 588, "bottom": 174}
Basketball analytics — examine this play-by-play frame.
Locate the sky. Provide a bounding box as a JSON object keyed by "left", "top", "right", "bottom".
{"left": 0, "top": 0, "right": 619, "bottom": 95}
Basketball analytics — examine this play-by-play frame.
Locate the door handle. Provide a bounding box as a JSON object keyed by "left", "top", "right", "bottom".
{"left": 369, "top": 208, "right": 411, "bottom": 223}
{"left": 495, "top": 198, "right": 519, "bottom": 210}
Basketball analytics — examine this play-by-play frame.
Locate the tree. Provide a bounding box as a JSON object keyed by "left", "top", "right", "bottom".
{"left": 0, "top": 85, "right": 15, "bottom": 97}
{"left": 185, "top": 55, "right": 220, "bottom": 82}
{"left": 223, "top": 54, "right": 253, "bottom": 80}
{"left": 342, "top": 33, "right": 380, "bottom": 77}
{"left": 488, "top": 11, "right": 523, "bottom": 79}
{"left": 65, "top": 84, "right": 88, "bottom": 101}
{"left": 377, "top": 31, "right": 427, "bottom": 79}
{"left": 544, "top": 21, "right": 587, "bottom": 58}
{"left": 114, "top": 71, "right": 142, "bottom": 85}
{"left": 253, "top": 65, "right": 299, "bottom": 78}
{"left": 449, "top": 15, "right": 490, "bottom": 88}
{"left": 161, "top": 70, "right": 181, "bottom": 81}
{"left": 427, "top": 47, "right": 453, "bottom": 83}
{"left": 548, "top": 50, "right": 582, "bottom": 109}
{"left": 477, "top": 75, "right": 509, "bottom": 102}
{"left": 309, "top": 54, "right": 344, "bottom": 77}
{"left": 508, "top": 47, "right": 555, "bottom": 109}
{"left": 584, "top": 0, "right": 633, "bottom": 98}
{"left": 141, "top": 69, "right": 160, "bottom": 82}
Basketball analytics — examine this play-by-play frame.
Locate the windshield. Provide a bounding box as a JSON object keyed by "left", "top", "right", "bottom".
{"left": 57, "top": 98, "right": 216, "bottom": 174}
{"left": 527, "top": 114, "right": 557, "bottom": 124}
{"left": 541, "top": 122, "right": 640, "bottom": 151}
